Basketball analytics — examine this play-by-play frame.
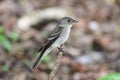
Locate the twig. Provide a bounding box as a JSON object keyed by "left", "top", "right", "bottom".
{"left": 48, "top": 51, "right": 63, "bottom": 80}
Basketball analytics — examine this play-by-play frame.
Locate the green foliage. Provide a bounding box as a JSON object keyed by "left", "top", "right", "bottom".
{"left": 9, "top": 32, "right": 20, "bottom": 42}
{"left": 0, "top": 26, "right": 12, "bottom": 51}
{"left": 98, "top": 72, "right": 120, "bottom": 80}
{"left": 42, "top": 55, "right": 51, "bottom": 63}
{"left": 36, "top": 52, "right": 40, "bottom": 57}
{"left": 0, "top": 26, "right": 4, "bottom": 34}
{"left": 3, "top": 39, "right": 12, "bottom": 52}
{"left": 2, "top": 65, "right": 9, "bottom": 72}
{"left": 0, "top": 35, "right": 7, "bottom": 41}
{"left": 36, "top": 52, "right": 51, "bottom": 63}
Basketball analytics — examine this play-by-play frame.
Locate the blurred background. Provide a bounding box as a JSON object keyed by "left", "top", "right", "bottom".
{"left": 0, "top": 0, "right": 120, "bottom": 80}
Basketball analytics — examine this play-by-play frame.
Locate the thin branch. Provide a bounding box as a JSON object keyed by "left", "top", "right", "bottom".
{"left": 48, "top": 51, "right": 63, "bottom": 80}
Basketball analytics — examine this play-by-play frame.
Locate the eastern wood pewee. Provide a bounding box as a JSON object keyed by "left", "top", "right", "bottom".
{"left": 32, "top": 17, "right": 78, "bottom": 69}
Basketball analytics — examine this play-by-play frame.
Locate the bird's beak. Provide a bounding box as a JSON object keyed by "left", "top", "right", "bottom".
{"left": 73, "top": 19, "right": 79, "bottom": 23}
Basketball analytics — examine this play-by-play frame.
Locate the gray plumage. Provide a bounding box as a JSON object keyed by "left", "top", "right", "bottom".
{"left": 32, "top": 17, "right": 78, "bottom": 69}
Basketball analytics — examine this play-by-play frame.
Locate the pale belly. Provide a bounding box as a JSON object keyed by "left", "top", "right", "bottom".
{"left": 51, "top": 28, "right": 70, "bottom": 48}
{"left": 42, "top": 26, "right": 71, "bottom": 60}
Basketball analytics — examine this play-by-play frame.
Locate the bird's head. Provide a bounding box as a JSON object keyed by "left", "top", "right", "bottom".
{"left": 58, "top": 17, "right": 78, "bottom": 26}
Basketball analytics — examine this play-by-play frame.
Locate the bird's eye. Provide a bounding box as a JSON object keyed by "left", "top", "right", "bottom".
{"left": 68, "top": 19, "right": 71, "bottom": 23}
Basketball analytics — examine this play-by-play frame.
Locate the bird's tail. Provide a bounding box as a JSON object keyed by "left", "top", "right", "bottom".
{"left": 32, "top": 48, "right": 51, "bottom": 70}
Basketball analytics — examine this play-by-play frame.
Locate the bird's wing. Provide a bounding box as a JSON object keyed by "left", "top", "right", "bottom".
{"left": 36, "top": 26, "right": 63, "bottom": 53}
{"left": 32, "top": 26, "right": 63, "bottom": 69}
{"left": 42, "top": 26, "right": 64, "bottom": 53}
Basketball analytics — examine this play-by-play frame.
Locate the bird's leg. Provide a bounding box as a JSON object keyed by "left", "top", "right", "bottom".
{"left": 57, "top": 44, "right": 64, "bottom": 52}
{"left": 57, "top": 47, "right": 64, "bottom": 52}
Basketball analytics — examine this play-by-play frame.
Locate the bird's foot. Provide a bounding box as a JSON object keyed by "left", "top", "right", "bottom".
{"left": 57, "top": 47, "right": 64, "bottom": 52}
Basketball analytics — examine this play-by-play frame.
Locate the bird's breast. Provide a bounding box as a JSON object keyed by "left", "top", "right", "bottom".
{"left": 57, "top": 27, "right": 71, "bottom": 45}
{"left": 51, "top": 26, "right": 71, "bottom": 48}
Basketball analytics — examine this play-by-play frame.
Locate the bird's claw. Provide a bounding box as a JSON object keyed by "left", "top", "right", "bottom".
{"left": 57, "top": 47, "right": 64, "bottom": 52}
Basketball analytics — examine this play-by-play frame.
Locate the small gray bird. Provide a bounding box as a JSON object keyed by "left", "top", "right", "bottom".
{"left": 32, "top": 17, "right": 78, "bottom": 69}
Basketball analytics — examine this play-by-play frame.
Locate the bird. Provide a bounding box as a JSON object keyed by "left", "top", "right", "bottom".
{"left": 32, "top": 17, "right": 78, "bottom": 70}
